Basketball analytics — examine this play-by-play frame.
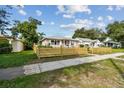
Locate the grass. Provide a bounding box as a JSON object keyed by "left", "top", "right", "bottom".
{"left": 0, "top": 50, "right": 37, "bottom": 68}
{"left": 118, "top": 55, "right": 124, "bottom": 58}
{"left": 1, "top": 48, "right": 123, "bottom": 69}
{"left": 112, "top": 48, "right": 124, "bottom": 53}
{"left": 1, "top": 59, "right": 124, "bottom": 87}
{"left": 0, "top": 50, "right": 90, "bottom": 68}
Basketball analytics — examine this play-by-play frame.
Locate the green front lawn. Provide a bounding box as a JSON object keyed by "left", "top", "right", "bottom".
{"left": 0, "top": 50, "right": 37, "bottom": 68}
{"left": 0, "top": 50, "right": 90, "bottom": 68}
{"left": 112, "top": 48, "right": 124, "bottom": 53}
{"left": 0, "top": 59, "right": 124, "bottom": 88}
{"left": 0, "top": 48, "right": 124, "bottom": 69}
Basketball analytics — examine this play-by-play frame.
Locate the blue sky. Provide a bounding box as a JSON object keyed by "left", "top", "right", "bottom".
{"left": 1, "top": 5, "right": 124, "bottom": 37}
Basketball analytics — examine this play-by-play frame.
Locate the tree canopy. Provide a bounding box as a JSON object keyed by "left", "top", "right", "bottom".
{"left": 72, "top": 28, "right": 107, "bottom": 41}
{"left": 10, "top": 17, "right": 44, "bottom": 49}
{"left": 106, "top": 21, "right": 124, "bottom": 42}
{"left": 0, "top": 6, "right": 11, "bottom": 35}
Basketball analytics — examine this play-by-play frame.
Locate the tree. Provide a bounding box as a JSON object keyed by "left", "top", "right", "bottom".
{"left": 0, "top": 6, "right": 12, "bottom": 35}
{"left": 10, "top": 20, "right": 20, "bottom": 38}
{"left": 106, "top": 21, "right": 124, "bottom": 42}
{"left": 10, "top": 17, "right": 44, "bottom": 49}
{"left": 38, "top": 32, "right": 45, "bottom": 40}
{"left": 72, "top": 27, "right": 107, "bottom": 41}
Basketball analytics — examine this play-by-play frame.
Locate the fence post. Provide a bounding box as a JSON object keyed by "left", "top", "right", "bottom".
{"left": 91, "top": 47, "right": 93, "bottom": 54}
{"left": 60, "top": 45, "right": 63, "bottom": 56}
{"left": 36, "top": 46, "right": 40, "bottom": 59}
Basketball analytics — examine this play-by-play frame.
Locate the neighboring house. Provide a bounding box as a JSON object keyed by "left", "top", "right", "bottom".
{"left": 103, "top": 37, "right": 121, "bottom": 48}
{"left": 0, "top": 35, "right": 24, "bottom": 52}
{"left": 39, "top": 36, "right": 79, "bottom": 48}
{"left": 75, "top": 38, "right": 104, "bottom": 48}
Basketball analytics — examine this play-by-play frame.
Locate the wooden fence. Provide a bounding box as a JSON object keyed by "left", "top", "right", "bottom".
{"left": 89, "top": 47, "right": 112, "bottom": 54}
{"left": 33, "top": 45, "right": 88, "bottom": 58}
{"left": 33, "top": 45, "right": 112, "bottom": 58}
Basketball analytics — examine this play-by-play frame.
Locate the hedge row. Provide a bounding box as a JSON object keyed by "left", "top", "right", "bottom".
{"left": 0, "top": 37, "right": 12, "bottom": 53}
{"left": 0, "top": 47, "right": 12, "bottom": 54}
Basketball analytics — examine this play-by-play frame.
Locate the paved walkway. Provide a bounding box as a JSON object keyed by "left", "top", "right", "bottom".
{"left": 1, "top": 53, "right": 124, "bottom": 80}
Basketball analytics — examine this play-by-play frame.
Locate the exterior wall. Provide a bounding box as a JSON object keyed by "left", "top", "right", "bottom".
{"left": 41, "top": 38, "right": 105, "bottom": 48}
{"left": 104, "top": 42, "right": 121, "bottom": 48}
{"left": 93, "top": 41, "right": 104, "bottom": 48}
{"left": 12, "top": 40, "right": 24, "bottom": 52}
{"left": 41, "top": 39, "right": 79, "bottom": 48}
{"left": 93, "top": 43, "right": 99, "bottom": 48}
{"left": 79, "top": 40, "right": 103, "bottom": 48}
{"left": 42, "top": 39, "right": 50, "bottom": 46}
{"left": 79, "top": 41, "right": 93, "bottom": 47}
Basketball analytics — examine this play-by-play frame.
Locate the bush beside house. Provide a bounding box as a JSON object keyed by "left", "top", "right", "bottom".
{"left": 0, "top": 37, "right": 12, "bottom": 54}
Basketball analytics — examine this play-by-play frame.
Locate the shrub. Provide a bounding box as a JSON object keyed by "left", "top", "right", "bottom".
{"left": 0, "top": 47, "right": 12, "bottom": 54}
{"left": 80, "top": 44, "right": 84, "bottom": 47}
{"left": 0, "top": 38, "right": 10, "bottom": 48}
{"left": 0, "top": 37, "right": 12, "bottom": 54}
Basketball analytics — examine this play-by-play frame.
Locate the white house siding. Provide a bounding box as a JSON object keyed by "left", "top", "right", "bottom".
{"left": 76, "top": 38, "right": 103, "bottom": 48}
{"left": 42, "top": 39, "right": 50, "bottom": 46}
{"left": 41, "top": 39, "right": 79, "bottom": 48}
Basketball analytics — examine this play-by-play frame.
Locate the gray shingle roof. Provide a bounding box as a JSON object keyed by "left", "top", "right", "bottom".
{"left": 75, "top": 38, "right": 99, "bottom": 42}
{"left": 41, "top": 36, "right": 79, "bottom": 41}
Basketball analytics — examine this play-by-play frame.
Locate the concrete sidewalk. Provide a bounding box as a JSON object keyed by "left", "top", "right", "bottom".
{"left": 0, "top": 53, "right": 124, "bottom": 80}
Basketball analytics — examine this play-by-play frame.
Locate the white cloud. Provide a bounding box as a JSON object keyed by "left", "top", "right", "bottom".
{"left": 107, "top": 15, "right": 114, "bottom": 21}
{"left": 75, "top": 19, "right": 93, "bottom": 25}
{"left": 60, "top": 19, "right": 93, "bottom": 30}
{"left": 18, "top": 5, "right": 24, "bottom": 9}
{"left": 116, "top": 5, "right": 124, "bottom": 11}
{"left": 13, "top": 5, "right": 27, "bottom": 16}
{"left": 36, "top": 10, "right": 42, "bottom": 16}
{"left": 63, "top": 14, "right": 74, "bottom": 19}
{"left": 60, "top": 24, "right": 79, "bottom": 30}
{"left": 57, "top": 5, "right": 65, "bottom": 12}
{"left": 42, "top": 21, "right": 45, "bottom": 25}
{"left": 97, "top": 16, "right": 103, "bottom": 21}
{"left": 50, "top": 22, "right": 55, "bottom": 25}
{"left": 57, "top": 5, "right": 91, "bottom": 15}
{"left": 96, "top": 22, "right": 105, "bottom": 29}
{"left": 19, "top": 9, "right": 27, "bottom": 16}
{"left": 107, "top": 6, "right": 113, "bottom": 11}
{"left": 107, "top": 5, "right": 124, "bottom": 11}
{"left": 12, "top": 5, "right": 24, "bottom": 9}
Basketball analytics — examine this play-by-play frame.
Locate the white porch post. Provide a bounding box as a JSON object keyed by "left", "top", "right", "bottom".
{"left": 105, "top": 43, "right": 108, "bottom": 47}
{"left": 60, "top": 40, "right": 62, "bottom": 47}
{"left": 69, "top": 41, "right": 71, "bottom": 47}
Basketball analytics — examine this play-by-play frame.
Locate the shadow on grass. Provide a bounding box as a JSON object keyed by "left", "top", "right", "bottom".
{"left": 31, "top": 55, "right": 90, "bottom": 64}
{"left": 109, "top": 59, "right": 124, "bottom": 79}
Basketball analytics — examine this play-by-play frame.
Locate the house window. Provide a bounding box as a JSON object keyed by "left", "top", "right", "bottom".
{"left": 71, "top": 41, "right": 74, "bottom": 46}
{"left": 65, "top": 40, "right": 69, "bottom": 46}
{"left": 51, "top": 40, "right": 60, "bottom": 45}
{"left": 56, "top": 40, "right": 60, "bottom": 45}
